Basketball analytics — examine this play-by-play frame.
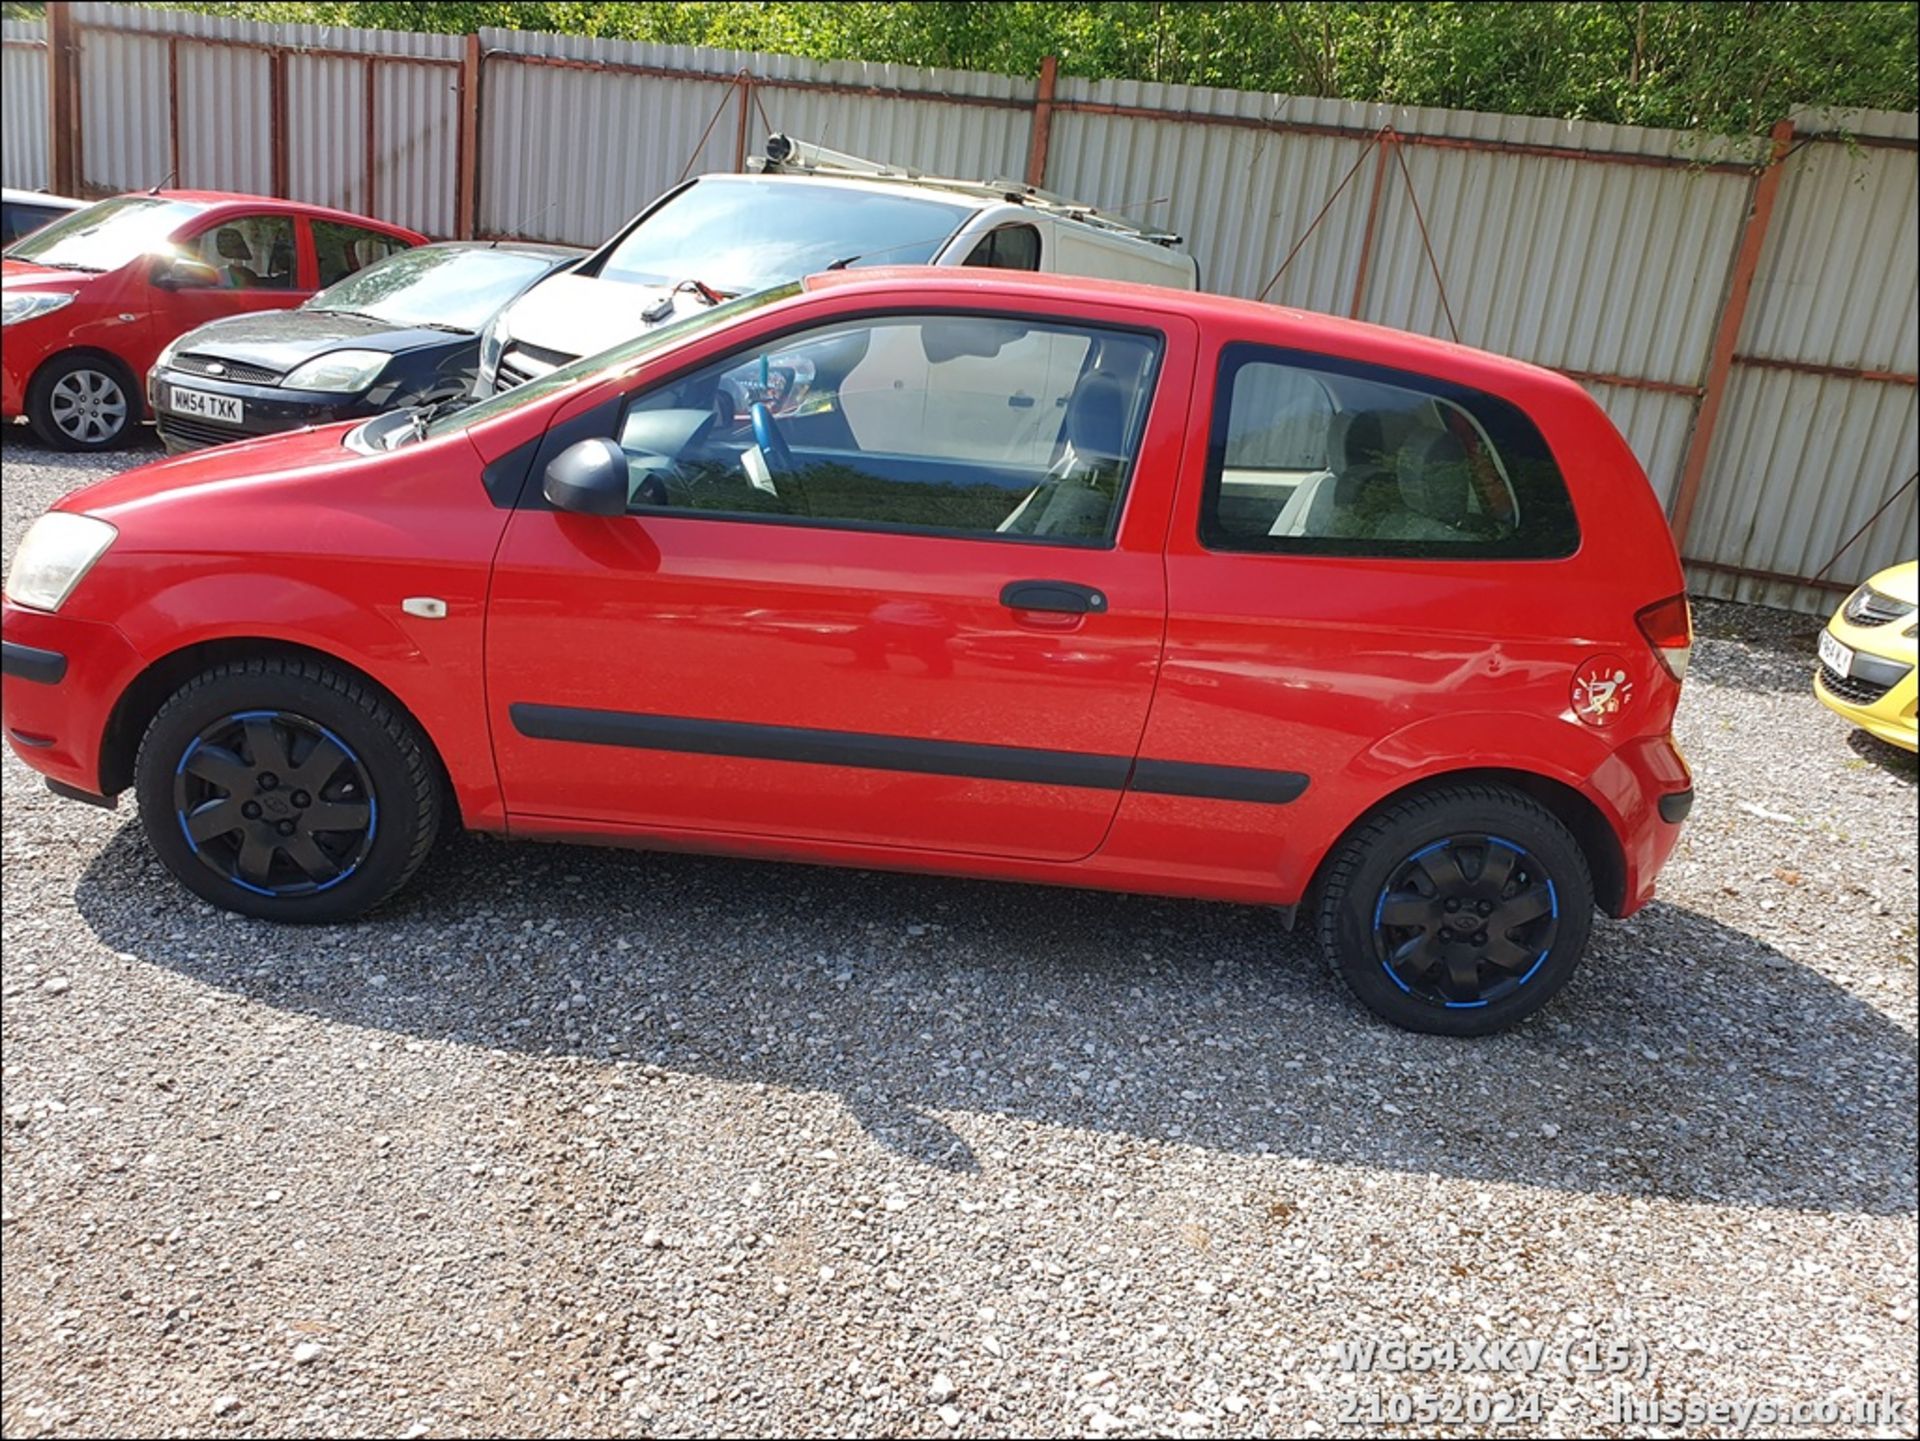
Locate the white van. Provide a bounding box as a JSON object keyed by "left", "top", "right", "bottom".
{"left": 476, "top": 135, "right": 1198, "bottom": 394}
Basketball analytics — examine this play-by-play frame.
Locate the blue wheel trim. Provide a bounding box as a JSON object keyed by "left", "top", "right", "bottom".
{"left": 173, "top": 710, "right": 376, "bottom": 897}
{"left": 1373, "top": 834, "right": 1558, "bottom": 1008}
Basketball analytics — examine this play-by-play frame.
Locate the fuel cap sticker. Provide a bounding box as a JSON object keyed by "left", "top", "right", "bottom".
{"left": 1572, "top": 655, "right": 1634, "bottom": 727}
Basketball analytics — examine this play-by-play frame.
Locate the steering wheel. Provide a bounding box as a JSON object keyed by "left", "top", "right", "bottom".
{"left": 749, "top": 401, "right": 796, "bottom": 478}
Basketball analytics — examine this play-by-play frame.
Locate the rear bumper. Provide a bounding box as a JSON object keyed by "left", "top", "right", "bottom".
{"left": 1589, "top": 732, "right": 1693, "bottom": 917}
{"left": 0, "top": 600, "right": 144, "bottom": 798}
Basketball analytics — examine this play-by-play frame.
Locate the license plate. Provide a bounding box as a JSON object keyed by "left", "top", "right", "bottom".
{"left": 1818, "top": 629, "right": 1854, "bottom": 677}
{"left": 169, "top": 385, "right": 242, "bottom": 424}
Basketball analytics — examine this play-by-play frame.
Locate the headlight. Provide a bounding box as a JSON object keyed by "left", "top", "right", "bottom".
{"left": 283, "top": 349, "right": 390, "bottom": 393}
{"left": 1, "top": 292, "right": 75, "bottom": 327}
{"left": 5, "top": 513, "right": 117, "bottom": 612}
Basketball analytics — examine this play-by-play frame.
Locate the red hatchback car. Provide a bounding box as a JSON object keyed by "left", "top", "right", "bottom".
{"left": 3, "top": 190, "right": 422, "bottom": 451}
{"left": 0, "top": 269, "right": 1694, "bottom": 1034}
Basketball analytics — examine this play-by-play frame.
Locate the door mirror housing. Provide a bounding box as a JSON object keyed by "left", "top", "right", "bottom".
{"left": 151, "top": 254, "right": 222, "bottom": 290}
{"left": 543, "top": 437, "right": 630, "bottom": 516}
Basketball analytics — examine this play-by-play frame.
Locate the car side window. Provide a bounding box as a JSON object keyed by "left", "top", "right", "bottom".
{"left": 611, "top": 314, "right": 1161, "bottom": 545}
{"left": 963, "top": 224, "right": 1042, "bottom": 272}
{"left": 314, "top": 220, "right": 409, "bottom": 288}
{"left": 189, "top": 214, "right": 298, "bottom": 290}
{"left": 1201, "top": 343, "right": 1580, "bottom": 559}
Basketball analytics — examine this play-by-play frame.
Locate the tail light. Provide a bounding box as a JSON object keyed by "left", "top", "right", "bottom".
{"left": 1636, "top": 593, "right": 1693, "bottom": 683}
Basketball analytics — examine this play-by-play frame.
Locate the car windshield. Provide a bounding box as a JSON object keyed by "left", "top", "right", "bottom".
{"left": 419, "top": 282, "right": 803, "bottom": 444}
{"left": 310, "top": 245, "right": 562, "bottom": 332}
{"left": 5, "top": 195, "right": 205, "bottom": 271}
{"left": 595, "top": 177, "right": 971, "bottom": 294}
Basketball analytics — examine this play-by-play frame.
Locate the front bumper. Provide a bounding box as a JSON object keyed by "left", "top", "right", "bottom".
{"left": 0, "top": 600, "right": 146, "bottom": 799}
{"left": 149, "top": 369, "right": 374, "bottom": 451}
{"left": 1814, "top": 666, "right": 1918, "bottom": 751}
{"left": 1813, "top": 618, "right": 1918, "bottom": 753}
{"left": 2, "top": 345, "right": 28, "bottom": 417}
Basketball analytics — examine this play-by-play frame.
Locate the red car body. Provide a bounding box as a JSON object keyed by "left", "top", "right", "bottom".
{"left": 2, "top": 190, "right": 423, "bottom": 445}
{"left": 1, "top": 269, "right": 1693, "bottom": 1032}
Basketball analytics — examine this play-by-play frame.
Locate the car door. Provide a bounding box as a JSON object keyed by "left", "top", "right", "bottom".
{"left": 485, "top": 297, "right": 1197, "bottom": 861}
{"left": 155, "top": 211, "right": 310, "bottom": 341}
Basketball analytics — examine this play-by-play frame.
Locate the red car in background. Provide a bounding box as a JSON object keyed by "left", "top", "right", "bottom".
{"left": 0, "top": 269, "right": 1694, "bottom": 1035}
{"left": 2, "top": 190, "right": 423, "bottom": 451}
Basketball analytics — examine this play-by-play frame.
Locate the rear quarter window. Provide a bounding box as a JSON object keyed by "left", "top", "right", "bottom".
{"left": 1201, "top": 342, "right": 1579, "bottom": 560}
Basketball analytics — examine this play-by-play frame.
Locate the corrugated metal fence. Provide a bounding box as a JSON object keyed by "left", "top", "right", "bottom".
{"left": 7, "top": 4, "right": 1916, "bottom": 612}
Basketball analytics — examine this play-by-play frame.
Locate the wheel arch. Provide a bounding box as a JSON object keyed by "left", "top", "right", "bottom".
{"left": 1304, "top": 765, "right": 1629, "bottom": 918}
{"left": 99, "top": 637, "right": 457, "bottom": 820}
{"left": 28, "top": 345, "right": 147, "bottom": 422}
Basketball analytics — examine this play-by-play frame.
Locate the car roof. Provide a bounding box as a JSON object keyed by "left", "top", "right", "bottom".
{"left": 695, "top": 170, "right": 982, "bottom": 212}
{"left": 2, "top": 187, "right": 87, "bottom": 208}
{"left": 414, "top": 239, "right": 585, "bottom": 260}
{"left": 800, "top": 266, "right": 1589, "bottom": 402}
{"left": 132, "top": 189, "right": 424, "bottom": 235}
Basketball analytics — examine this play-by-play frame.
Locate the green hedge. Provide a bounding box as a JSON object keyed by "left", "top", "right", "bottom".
{"left": 12, "top": 2, "right": 1914, "bottom": 135}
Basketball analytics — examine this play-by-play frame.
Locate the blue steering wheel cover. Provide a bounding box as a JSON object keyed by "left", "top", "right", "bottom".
{"left": 749, "top": 401, "right": 792, "bottom": 473}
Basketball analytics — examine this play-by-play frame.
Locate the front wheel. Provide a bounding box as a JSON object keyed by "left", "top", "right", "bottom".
{"left": 134, "top": 658, "right": 442, "bottom": 922}
{"left": 1314, "top": 785, "right": 1594, "bottom": 1036}
{"left": 27, "top": 352, "right": 140, "bottom": 451}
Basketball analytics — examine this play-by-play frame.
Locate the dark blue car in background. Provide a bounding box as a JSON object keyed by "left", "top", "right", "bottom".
{"left": 149, "top": 240, "right": 580, "bottom": 451}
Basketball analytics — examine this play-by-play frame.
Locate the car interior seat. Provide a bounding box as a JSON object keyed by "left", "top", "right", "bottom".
{"left": 213, "top": 227, "right": 261, "bottom": 289}
{"left": 998, "top": 368, "right": 1131, "bottom": 538}
{"left": 264, "top": 232, "right": 297, "bottom": 288}
{"left": 1375, "top": 427, "right": 1480, "bottom": 542}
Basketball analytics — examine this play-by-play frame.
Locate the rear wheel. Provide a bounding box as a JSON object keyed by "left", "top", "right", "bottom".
{"left": 27, "top": 352, "right": 139, "bottom": 451}
{"left": 1315, "top": 785, "right": 1593, "bottom": 1036}
{"left": 134, "top": 658, "right": 442, "bottom": 922}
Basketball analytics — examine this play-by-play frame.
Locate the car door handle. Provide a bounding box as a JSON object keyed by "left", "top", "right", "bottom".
{"left": 1007, "top": 393, "right": 1036, "bottom": 408}
{"left": 1000, "top": 580, "right": 1107, "bottom": 614}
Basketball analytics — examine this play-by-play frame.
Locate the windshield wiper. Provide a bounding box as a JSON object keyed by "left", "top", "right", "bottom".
{"left": 15, "top": 259, "right": 104, "bottom": 273}
{"left": 404, "top": 393, "right": 474, "bottom": 445}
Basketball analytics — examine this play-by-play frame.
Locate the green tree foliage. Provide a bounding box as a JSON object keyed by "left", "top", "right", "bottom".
{"left": 32, "top": 1, "right": 1919, "bottom": 133}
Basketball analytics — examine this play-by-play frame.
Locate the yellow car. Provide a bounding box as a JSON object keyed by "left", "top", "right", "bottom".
{"left": 1815, "top": 560, "right": 1918, "bottom": 752}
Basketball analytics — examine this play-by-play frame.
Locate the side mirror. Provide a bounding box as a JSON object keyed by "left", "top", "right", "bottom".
{"left": 543, "top": 437, "right": 629, "bottom": 516}
{"left": 152, "top": 254, "right": 221, "bottom": 290}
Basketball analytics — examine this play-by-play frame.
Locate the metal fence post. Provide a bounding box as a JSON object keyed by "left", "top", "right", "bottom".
{"left": 1349, "top": 128, "right": 1395, "bottom": 318}
{"left": 269, "top": 48, "right": 289, "bottom": 196}
{"left": 1668, "top": 117, "right": 1796, "bottom": 551}
{"left": 733, "top": 71, "right": 754, "bottom": 172}
{"left": 46, "top": 1, "right": 78, "bottom": 195}
{"left": 457, "top": 33, "right": 481, "bottom": 238}
{"left": 1025, "top": 55, "right": 1057, "bottom": 188}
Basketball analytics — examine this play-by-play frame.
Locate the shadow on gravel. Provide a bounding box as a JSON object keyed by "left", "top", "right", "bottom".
{"left": 1687, "top": 598, "right": 1826, "bottom": 698}
{"left": 1846, "top": 728, "right": 1918, "bottom": 782}
{"left": 75, "top": 823, "right": 1917, "bottom": 1214}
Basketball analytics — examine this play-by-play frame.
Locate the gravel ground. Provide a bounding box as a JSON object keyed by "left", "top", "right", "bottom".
{"left": 2, "top": 431, "right": 1915, "bottom": 1439}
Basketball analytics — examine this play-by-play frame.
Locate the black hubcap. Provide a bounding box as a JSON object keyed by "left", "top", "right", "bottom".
{"left": 172, "top": 710, "right": 376, "bottom": 897}
{"left": 1373, "top": 834, "right": 1559, "bottom": 1008}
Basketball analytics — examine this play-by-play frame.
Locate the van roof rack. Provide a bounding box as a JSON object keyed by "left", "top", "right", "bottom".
{"left": 750, "top": 133, "right": 1184, "bottom": 248}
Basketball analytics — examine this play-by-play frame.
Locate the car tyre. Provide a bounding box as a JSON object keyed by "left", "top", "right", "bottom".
{"left": 1314, "top": 784, "right": 1594, "bottom": 1036}
{"left": 135, "top": 657, "right": 442, "bottom": 922}
{"left": 27, "top": 351, "right": 141, "bottom": 451}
